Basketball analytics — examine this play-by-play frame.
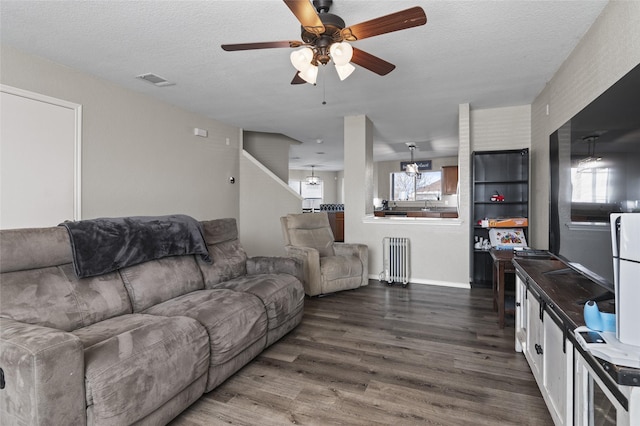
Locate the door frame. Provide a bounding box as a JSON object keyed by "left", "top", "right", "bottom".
{"left": 1, "top": 84, "right": 83, "bottom": 221}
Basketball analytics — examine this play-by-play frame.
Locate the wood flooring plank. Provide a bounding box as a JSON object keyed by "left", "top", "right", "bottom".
{"left": 169, "top": 282, "right": 553, "bottom": 426}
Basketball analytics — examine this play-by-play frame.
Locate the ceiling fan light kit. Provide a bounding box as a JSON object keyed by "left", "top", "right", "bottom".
{"left": 335, "top": 62, "right": 355, "bottom": 81}
{"left": 299, "top": 64, "right": 319, "bottom": 84}
{"left": 290, "top": 47, "right": 314, "bottom": 71}
{"left": 329, "top": 41, "right": 353, "bottom": 65}
{"left": 290, "top": 40, "right": 354, "bottom": 84}
{"left": 221, "top": 0, "right": 427, "bottom": 85}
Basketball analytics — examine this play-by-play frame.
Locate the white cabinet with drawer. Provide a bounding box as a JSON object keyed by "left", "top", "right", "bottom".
{"left": 516, "top": 274, "right": 573, "bottom": 426}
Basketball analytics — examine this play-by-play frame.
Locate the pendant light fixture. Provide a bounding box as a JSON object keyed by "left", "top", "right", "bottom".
{"left": 305, "top": 165, "right": 320, "bottom": 185}
{"left": 577, "top": 135, "right": 603, "bottom": 172}
{"left": 405, "top": 144, "right": 421, "bottom": 177}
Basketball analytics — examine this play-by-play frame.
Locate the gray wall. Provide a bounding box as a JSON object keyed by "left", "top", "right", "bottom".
{"left": 530, "top": 1, "right": 640, "bottom": 249}
{"left": 1, "top": 45, "right": 241, "bottom": 222}
{"left": 288, "top": 169, "right": 341, "bottom": 205}
{"left": 239, "top": 151, "right": 302, "bottom": 257}
{"left": 243, "top": 131, "right": 298, "bottom": 183}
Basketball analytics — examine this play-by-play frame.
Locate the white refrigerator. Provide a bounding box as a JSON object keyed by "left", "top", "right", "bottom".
{"left": 611, "top": 213, "right": 640, "bottom": 347}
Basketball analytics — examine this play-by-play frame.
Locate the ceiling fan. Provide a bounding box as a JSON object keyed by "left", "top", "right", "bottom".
{"left": 221, "top": 0, "right": 427, "bottom": 85}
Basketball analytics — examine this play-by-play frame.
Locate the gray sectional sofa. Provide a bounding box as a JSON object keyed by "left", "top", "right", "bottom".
{"left": 0, "top": 217, "right": 305, "bottom": 425}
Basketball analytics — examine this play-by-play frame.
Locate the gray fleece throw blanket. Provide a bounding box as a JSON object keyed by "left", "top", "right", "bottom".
{"left": 60, "top": 214, "right": 211, "bottom": 278}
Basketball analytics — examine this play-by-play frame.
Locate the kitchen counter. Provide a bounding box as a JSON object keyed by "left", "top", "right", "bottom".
{"left": 374, "top": 208, "right": 458, "bottom": 218}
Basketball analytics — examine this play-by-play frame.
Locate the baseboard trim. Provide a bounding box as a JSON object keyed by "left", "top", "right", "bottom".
{"left": 368, "top": 275, "right": 470, "bottom": 289}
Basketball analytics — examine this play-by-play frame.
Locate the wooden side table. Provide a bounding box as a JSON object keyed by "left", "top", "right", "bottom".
{"left": 490, "top": 249, "right": 516, "bottom": 328}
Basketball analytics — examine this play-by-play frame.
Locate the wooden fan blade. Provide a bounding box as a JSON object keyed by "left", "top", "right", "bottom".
{"left": 291, "top": 72, "right": 306, "bottom": 85}
{"left": 341, "top": 7, "right": 426, "bottom": 41}
{"left": 221, "top": 41, "right": 302, "bottom": 51}
{"left": 283, "top": 0, "right": 325, "bottom": 35}
{"left": 351, "top": 47, "right": 396, "bottom": 76}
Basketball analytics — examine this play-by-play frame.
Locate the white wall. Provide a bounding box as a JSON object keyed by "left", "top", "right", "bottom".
{"left": 530, "top": 1, "right": 640, "bottom": 248}
{"left": 0, "top": 45, "right": 241, "bottom": 221}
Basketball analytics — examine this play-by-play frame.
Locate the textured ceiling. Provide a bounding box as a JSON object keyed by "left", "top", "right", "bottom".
{"left": 0, "top": 0, "right": 608, "bottom": 170}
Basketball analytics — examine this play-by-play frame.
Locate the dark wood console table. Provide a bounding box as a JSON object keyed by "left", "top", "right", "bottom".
{"left": 490, "top": 249, "right": 515, "bottom": 329}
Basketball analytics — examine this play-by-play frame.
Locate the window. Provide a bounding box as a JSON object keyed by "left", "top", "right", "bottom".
{"left": 571, "top": 167, "right": 610, "bottom": 203}
{"left": 390, "top": 171, "right": 442, "bottom": 201}
{"left": 289, "top": 179, "right": 324, "bottom": 211}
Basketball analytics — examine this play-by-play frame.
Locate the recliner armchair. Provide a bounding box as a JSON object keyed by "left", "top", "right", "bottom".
{"left": 281, "top": 212, "right": 368, "bottom": 296}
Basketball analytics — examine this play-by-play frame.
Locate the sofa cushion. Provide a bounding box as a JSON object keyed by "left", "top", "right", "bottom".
{"left": 142, "top": 289, "right": 267, "bottom": 366}
{"left": 72, "top": 314, "right": 209, "bottom": 426}
{"left": 120, "top": 256, "right": 204, "bottom": 312}
{"left": 0, "top": 264, "right": 131, "bottom": 332}
{"left": 210, "top": 274, "right": 304, "bottom": 336}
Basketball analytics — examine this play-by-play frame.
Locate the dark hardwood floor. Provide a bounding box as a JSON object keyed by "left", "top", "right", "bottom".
{"left": 170, "top": 281, "right": 553, "bottom": 425}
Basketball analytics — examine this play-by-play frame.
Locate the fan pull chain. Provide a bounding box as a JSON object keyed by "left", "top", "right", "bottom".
{"left": 321, "top": 65, "right": 327, "bottom": 105}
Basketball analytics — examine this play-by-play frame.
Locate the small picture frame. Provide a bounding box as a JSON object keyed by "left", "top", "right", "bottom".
{"left": 489, "top": 228, "right": 527, "bottom": 248}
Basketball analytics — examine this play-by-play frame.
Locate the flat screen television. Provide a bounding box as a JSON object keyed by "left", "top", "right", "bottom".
{"left": 549, "top": 63, "right": 640, "bottom": 299}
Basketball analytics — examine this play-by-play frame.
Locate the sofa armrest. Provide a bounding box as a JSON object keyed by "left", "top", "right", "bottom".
{"left": 334, "top": 243, "right": 369, "bottom": 287}
{"left": 247, "top": 256, "right": 303, "bottom": 283}
{"left": 283, "top": 245, "right": 322, "bottom": 296}
{"left": 0, "top": 317, "right": 86, "bottom": 426}
{"left": 333, "top": 242, "right": 365, "bottom": 257}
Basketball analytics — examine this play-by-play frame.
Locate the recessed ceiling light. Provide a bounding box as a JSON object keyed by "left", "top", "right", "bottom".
{"left": 316, "top": 152, "right": 325, "bottom": 155}
{"left": 136, "top": 73, "right": 175, "bottom": 87}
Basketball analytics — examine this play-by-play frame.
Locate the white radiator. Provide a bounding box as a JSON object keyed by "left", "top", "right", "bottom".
{"left": 381, "top": 237, "right": 410, "bottom": 285}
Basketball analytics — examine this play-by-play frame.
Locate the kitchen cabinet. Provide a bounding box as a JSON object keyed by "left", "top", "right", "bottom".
{"left": 327, "top": 211, "right": 344, "bottom": 242}
{"left": 471, "top": 148, "right": 528, "bottom": 287}
{"left": 441, "top": 165, "right": 458, "bottom": 195}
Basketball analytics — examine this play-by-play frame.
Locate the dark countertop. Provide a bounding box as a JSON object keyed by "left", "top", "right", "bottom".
{"left": 374, "top": 207, "right": 458, "bottom": 218}
{"left": 513, "top": 257, "right": 614, "bottom": 328}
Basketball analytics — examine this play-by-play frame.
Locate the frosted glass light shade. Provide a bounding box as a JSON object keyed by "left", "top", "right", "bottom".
{"left": 335, "top": 63, "right": 355, "bottom": 81}
{"left": 405, "top": 163, "right": 419, "bottom": 175}
{"left": 290, "top": 47, "right": 314, "bottom": 72}
{"left": 329, "top": 42, "right": 353, "bottom": 66}
{"left": 299, "top": 64, "right": 318, "bottom": 84}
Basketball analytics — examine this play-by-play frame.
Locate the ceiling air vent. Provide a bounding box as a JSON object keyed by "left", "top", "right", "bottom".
{"left": 136, "top": 73, "right": 175, "bottom": 87}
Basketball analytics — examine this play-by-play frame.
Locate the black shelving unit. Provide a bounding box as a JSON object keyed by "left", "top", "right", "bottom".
{"left": 471, "top": 148, "right": 529, "bottom": 287}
